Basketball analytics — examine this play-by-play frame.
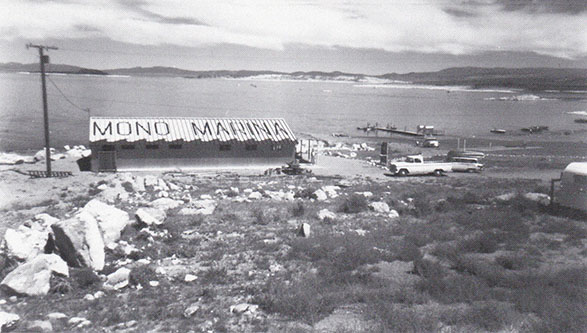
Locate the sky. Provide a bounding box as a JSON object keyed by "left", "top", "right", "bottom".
{"left": 0, "top": 0, "right": 586, "bottom": 74}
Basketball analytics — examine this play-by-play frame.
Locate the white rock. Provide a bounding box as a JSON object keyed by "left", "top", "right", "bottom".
{"left": 298, "top": 223, "right": 311, "bottom": 237}
{"left": 136, "top": 207, "right": 166, "bottom": 226}
{"left": 369, "top": 201, "right": 390, "bottom": 214}
{"left": 104, "top": 267, "right": 131, "bottom": 290}
{"left": 83, "top": 294, "right": 95, "bottom": 301}
{"left": 200, "top": 194, "right": 213, "bottom": 200}
{"left": 321, "top": 186, "right": 340, "bottom": 198}
{"left": 314, "top": 189, "right": 328, "bottom": 201}
{"left": 0, "top": 152, "right": 27, "bottom": 165}
{"left": 149, "top": 281, "right": 159, "bottom": 287}
{"left": 0, "top": 311, "right": 20, "bottom": 332}
{"left": 283, "top": 191, "right": 295, "bottom": 201}
{"left": 133, "top": 176, "right": 146, "bottom": 192}
{"left": 150, "top": 197, "right": 182, "bottom": 210}
{"left": 27, "top": 320, "right": 53, "bottom": 332}
{"left": 495, "top": 193, "right": 516, "bottom": 202}
{"left": 317, "top": 209, "right": 336, "bottom": 221}
{"left": 184, "top": 274, "right": 197, "bottom": 282}
{"left": 179, "top": 199, "right": 216, "bottom": 215}
{"left": 248, "top": 191, "right": 263, "bottom": 200}
{"left": 157, "top": 190, "right": 169, "bottom": 198}
{"left": 355, "top": 191, "right": 373, "bottom": 197}
{"left": 51, "top": 210, "right": 105, "bottom": 270}
{"left": 157, "top": 179, "right": 169, "bottom": 191}
{"left": 46, "top": 312, "right": 67, "bottom": 320}
{"left": 82, "top": 199, "right": 130, "bottom": 245}
{"left": 34, "top": 213, "right": 59, "bottom": 228}
{"left": 183, "top": 304, "right": 200, "bottom": 318}
{"left": 524, "top": 192, "right": 550, "bottom": 205}
{"left": 388, "top": 210, "right": 400, "bottom": 219}
{"left": 144, "top": 175, "right": 159, "bottom": 188}
{"left": 231, "top": 303, "right": 255, "bottom": 314}
{"left": 0, "top": 254, "right": 68, "bottom": 296}
{"left": 168, "top": 182, "right": 181, "bottom": 191}
{"left": 243, "top": 188, "right": 253, "bottom": 194}
{"left": 3, "top": 226, "right": 49, "bottom": 261}
{"left": 94, "top": 291, "right": 105, "bottom": 299}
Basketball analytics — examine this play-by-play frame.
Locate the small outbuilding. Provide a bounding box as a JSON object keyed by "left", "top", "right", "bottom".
{"left": 553, "top": 162, "right": 587, "bottom": 212}
{"left": 89, "top": 117, "right": 297, "bottom": 171}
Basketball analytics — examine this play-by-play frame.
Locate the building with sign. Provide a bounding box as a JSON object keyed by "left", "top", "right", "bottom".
{"left": 89, "top": 117, "right": 297, "bottom": 171}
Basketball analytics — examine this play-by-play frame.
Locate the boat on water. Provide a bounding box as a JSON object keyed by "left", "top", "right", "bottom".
{"left": 447, "top": 150, "right": 485, "bottom": 159}
{"left": 521, "top": 126, "right": 549, "bottom": 133}
{"left": 490, "top": 128, "right": 506, "bottom": 134}
{"left": 574, "top": 118, "right": 587, "bottom": 124}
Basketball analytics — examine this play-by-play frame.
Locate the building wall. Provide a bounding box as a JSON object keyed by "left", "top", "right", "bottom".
{"left": 90, "top": 140, "right": 295, "bottom": 171}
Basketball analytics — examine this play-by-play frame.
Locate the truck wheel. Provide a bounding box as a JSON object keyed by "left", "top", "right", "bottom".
{"left": 434, "top": 169, "right": 444, "bottom": 177}
{"left": 398, "top": 169, "right": 408, "bottom": 176}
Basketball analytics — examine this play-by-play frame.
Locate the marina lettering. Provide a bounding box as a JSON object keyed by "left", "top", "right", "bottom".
{"left": 154, "top": 122, "right": 170, "bottom": 135}
{"left": 274, "top": 122, "right": 286, "bottom": 136}
{"left": 93, "top": 122, "right": 112, "bottom": 136}
{"left": 217, "top": 122, "right": 230, "bottom": 136}
{"left": 116, "top": 122, "right": 132, "bottom": 136}
{"left": 192, "top": 122, "right": 212, "bottom": 136}
{"left": 136, "top": 122, "right": 152, "bottom": 135}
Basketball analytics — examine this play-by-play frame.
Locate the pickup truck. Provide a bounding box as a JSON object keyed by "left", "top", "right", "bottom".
{"left": 389, "top": 155, "right": 453, "bottom": 176}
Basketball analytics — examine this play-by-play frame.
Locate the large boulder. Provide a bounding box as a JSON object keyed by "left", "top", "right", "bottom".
{"left": 178, "top": 199, "right": 216, "bottom": 216}
{"left": 1, "top": 254, "right": 68, "bottom": 296}
{"left": 136, "top": 207, "right": 166, "bottom": 226}
{"left": 82, "top": 199, "right": 130, "bottom": 246}
{"left": 3, "top": 225, "right": 49, "bottom": 261}
{"left": 51, "top": 211, "right": 105, "bottom": 271}
{"left": 104, "top": 267, "right": 131, "bottom": 290}
{"left": 0, "top": 311, "right": 20, "bottom": 332}
{"left": 313, "top": 189, "right": 328, "bottom": 201}
{"left": 150, "top": 198, "right": 182, "bottom": 210}
{"left": 317, "top": 209, "right": 336, "bottom": 221}
{"left": 369, "top": 201, "right": 390, "bottom": 214}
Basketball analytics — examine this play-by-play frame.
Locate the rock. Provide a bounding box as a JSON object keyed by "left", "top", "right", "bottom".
{"left": 27, "top": 320, "right": 53, "bottom": 332}
{"left": 0, "top": 311, "right": 20, "bottom": 332}
{"left": 149, "top": 281, "right": 159, "bottom": 287}
{"left": 144, "top": 175, "right": 159, "bottom": 188}
{"left": 231, "top": 303, "right": 258, "bottom": 315}
{"left": 179, "top": 199, "right": 216, "bottom": 215}
{"left": 46, "top": 313, "right": 67, "bottom": 321}
{"left": 68, "top": 317, "right": 91, "bottom": 328}
{"left": 355, "top": 191, "right": 373, "bottom": 197}
{"left": 51, "top": 211, "right": 105, "bottom": 270}
{"left": 317, "top": 209, "right": 336, "bottom": 221}
{"left": 248, "top": 191, "right": 263, "bottom": 200}
{"left": 83, "top": 294, "right": 95, "bottom": 301}
{"left": 133, "top": 176, "right": 146, "bottom": 192}
{"left": 388, "top": 210, "right": 400, "bottom": 219}
{"left": 33, "top": 148, "right": 56, "bottom": 162}
{"left": 369, "top": 201, "right": 390, "bottom": 214}
{"left": 314, "top": 305, "right": 380, "bottom": 333}
{"left": 0, "top": 254, "right": 68, "bottom": 296}
{"left": 104, "top": 267, "right": 130, "bottom": 290}
{"left": 321, "top": 186, "right": 340, "bottom": 198}
{"left": 0, "top": 152, "right": 29, "bottom": 165}
{"left": 33, "top": 214, "right": 59, "bottom": 228}
{"left": 183, "top": 304, "right": 200, "bottom": 318}
{"left": 336, "top": 179, "right": 352, "bottom": 188}
{"left": 4, "top": 225, "right": 49, "bottom": 261}
{"left": 167, "top": 182, "right": 181, "bottom": 191}
{"left": 82, "top": 199, "right": 130, "bottom": 245}
{"left": 184, "top": 274, "right": 197, "bottom": 282}
{"left": 200, "top": 194, "right": 213, "bottom": 200}
{"left": 94, "top": 290, "right": 105, "bottom": 299}
{"left": 150, "top": 197, "right": 182, "bottom": 210}
{"left": 495, "top": 193, "right": 516, "bottom": 202}
{"left": 283, "top": 191, "right": 295, "bottom": 201}
{"left": 313, "top": 189, "right": 328, "bottom": 201}
{"left": 98, "top": 185, "right": 129, "bottom": 203}
{"left": 298, "top": 223, "right": 311, "bottom": 237}
{"left": 135, "top": 207, "right": 166, "bottom": 226}
{"left": 524, "top": 192, "right": 550, "bottom": 205}
{"left": 156, "top": 179, "right": 169, "bottom": 191}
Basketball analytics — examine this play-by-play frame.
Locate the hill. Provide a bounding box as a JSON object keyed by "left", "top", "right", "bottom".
{"left": 0, "top": 62, "right": 107, "bottom": 75}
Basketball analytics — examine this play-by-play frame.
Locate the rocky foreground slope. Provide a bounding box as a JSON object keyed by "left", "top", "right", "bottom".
{"left": 0, "top": 159, "right": 585, "bottom": 332}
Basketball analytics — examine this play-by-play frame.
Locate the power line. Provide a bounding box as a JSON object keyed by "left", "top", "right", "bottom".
{"left": 46, "top": 76, "right": 91, "bottom": 114}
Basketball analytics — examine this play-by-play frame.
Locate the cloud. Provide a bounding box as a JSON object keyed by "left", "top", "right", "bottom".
{"left": 0, "top": 0, "right": 585, "bottom": 59}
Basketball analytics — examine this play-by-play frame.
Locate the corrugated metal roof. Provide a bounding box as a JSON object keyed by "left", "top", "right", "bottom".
{"left": 89, "top": 117, "right": 297, "bottom": 143}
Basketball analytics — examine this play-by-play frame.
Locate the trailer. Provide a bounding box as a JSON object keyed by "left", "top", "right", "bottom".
{"left": 551, "top": 162, "right": 587, "bottom": 212}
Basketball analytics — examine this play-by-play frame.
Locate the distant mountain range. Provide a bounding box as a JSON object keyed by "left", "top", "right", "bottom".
{"left": 1, "top": 62, "right": 585, "bottom": 91}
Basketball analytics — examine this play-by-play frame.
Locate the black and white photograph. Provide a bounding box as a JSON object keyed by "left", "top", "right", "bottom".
{"left": 0, "top": 0, "right": 586, "bottom": 331}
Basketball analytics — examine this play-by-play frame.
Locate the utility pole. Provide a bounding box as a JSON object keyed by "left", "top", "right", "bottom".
{"left": 27, "top": 43, "right": 58, "bottom": 176}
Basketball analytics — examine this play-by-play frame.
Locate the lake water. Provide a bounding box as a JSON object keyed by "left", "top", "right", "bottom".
{"left": 0, "top": 72, "right": 585, "bottom": 151}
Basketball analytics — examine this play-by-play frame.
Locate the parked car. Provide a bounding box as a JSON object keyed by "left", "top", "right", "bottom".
{"left": 389, "top": 155, "right": 452, "bottom": 176}
{"left": 416, "top": 137, "right": 439, "bottom": 148}
{"left": 449, "top": 157, "right": 484, "bottom": 173}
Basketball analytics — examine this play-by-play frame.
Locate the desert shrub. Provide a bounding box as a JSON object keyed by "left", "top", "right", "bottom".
{"left": 295, "top": 188, "right": 317, "bottom": 200}
{"left": 457, "top": 232, "right": 499, "bottom": 254}
{"left": 121, "top": 181, "right": 134, "bottom": 192}
{"left": 49, "top": 273, "right": 72, "bottom": 294}
{"left": 539, "top": 217, "right": 587, "bottom": 239}
{"left": 495, "top": 254, "right": 534, "bottom": 270}
{"left": 252, "top": 207, "right": 268, "bottom": 225}
{"left": 291, "top": 201, "right": 305, "bottom": 217}
{"left": 338, "top": 194, "right": 368, "bottom": 214}
{"left": 129, "top": 265, "right": 158, "bottom": 287}
{"left": 370, "top": 302, "right": 439, "bottom": 332}
{"left": 440, "top": 301, "right": 519, "bottom": 332}
{"left": 413, "top": 259, "right": 445, "bottom": 279}
{"left": 201, "top": 266, "right": 231, "bottom": 285}
{"left": 71, "top": 268, "right": 101, "bottom": 289}
{"left": 417, "top": 274, "right": 491, "bottom": 304}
